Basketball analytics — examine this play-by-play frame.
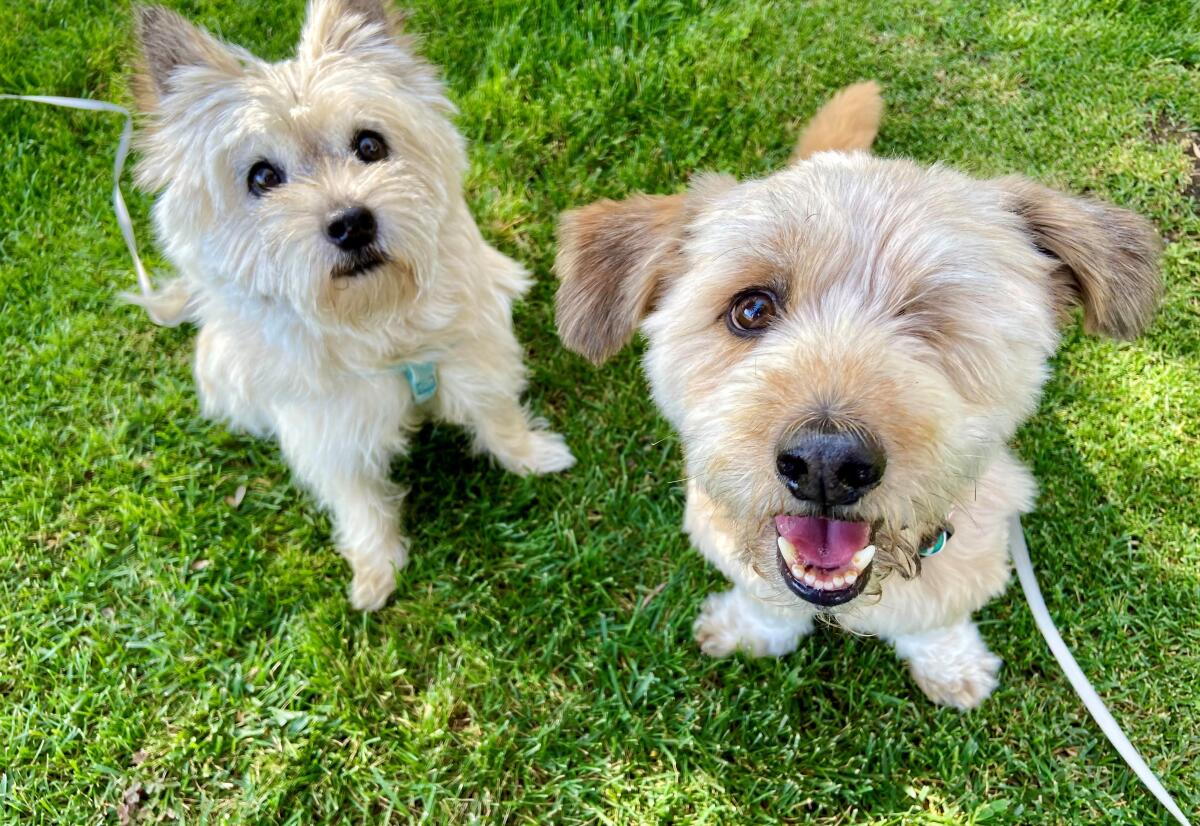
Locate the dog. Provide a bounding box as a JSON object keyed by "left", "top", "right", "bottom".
{"left": 130, "top": 0, "right": 574, "bottom": 610}
{"left": 554, "top": 82, "right": 1161, "bottom": 708}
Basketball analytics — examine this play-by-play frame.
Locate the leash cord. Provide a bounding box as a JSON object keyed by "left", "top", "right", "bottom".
{"left": 0, "top": 94, "right": 175, "bottom": 325}
{"left": 1010, "top": 515, "right": 1192, "bottom": 825}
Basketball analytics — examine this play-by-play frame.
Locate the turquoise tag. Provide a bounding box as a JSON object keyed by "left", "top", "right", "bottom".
{"left": 919, "top": 528, "right": 949, "bottom": 557}
{"left": 399, "top": 361, "right": 438, "bottom": 403}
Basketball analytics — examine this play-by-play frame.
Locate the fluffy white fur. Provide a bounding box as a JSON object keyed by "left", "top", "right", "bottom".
{"left": 132, "top": 0, "right": 573, "bottom": 610}
{"left": 555, "top": 83, "right": 1161, "bottom": 708}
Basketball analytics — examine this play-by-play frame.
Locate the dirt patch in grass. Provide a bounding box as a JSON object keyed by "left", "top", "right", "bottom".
{"left": 1149, "top": 112, "right": 1200, "bottom": 202}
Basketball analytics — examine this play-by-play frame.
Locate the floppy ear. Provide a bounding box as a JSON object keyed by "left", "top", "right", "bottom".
{"left": 997, "top": 176, "right": 1163, "bottom": 340}
{"left": 554, "top": 192, "right": 689, "bottom": 365}
{"left": 131, "top": 5, "right": 242, "bottom": 112}
{"left": 298, "top": 0, "right": 405, "bottom": 60}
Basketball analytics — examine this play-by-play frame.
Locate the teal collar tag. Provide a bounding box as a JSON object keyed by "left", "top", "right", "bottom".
{"left": 398, "top": 361, "right": 438, "bottom": 403}
{"left": 919, "top": 527, "right": 951, "bottom": 557}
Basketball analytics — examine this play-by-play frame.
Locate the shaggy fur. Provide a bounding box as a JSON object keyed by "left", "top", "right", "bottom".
{"left": 132, "top": 0, "right": 574, "bottom": 610}
{"left": 555, "top": 83, "right": 1161, "bottom": 708}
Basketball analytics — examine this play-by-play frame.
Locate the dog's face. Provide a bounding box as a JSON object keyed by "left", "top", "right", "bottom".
{"left": 556, "top": 152, "right": 1160, "bottom": 608}
{"left": 133, "top": 0, "right": 463, "bottom": 328}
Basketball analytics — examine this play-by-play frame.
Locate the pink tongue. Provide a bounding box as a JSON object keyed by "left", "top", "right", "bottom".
{"left": 776, "top": 516, "right": 870, "bottom": 569}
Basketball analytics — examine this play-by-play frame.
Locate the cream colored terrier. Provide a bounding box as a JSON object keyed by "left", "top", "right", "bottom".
{"left": 555, "top": 83, "right": 1161, "bottom": 708}
{"left": 131, "top": 0, "right": 574, "bottom": 610}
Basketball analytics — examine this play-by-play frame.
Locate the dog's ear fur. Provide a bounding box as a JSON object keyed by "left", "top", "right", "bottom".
{"left": 555, "top": 192, "right": 691, "bottom": 365}
{"left": 791, "top": 81, "right": 884, "bottom": 163}
{"left": 132, "top": 5, "right": 241, "bottom": 112}
{"left": 298, "top": 0, "right": 406, "bottom": 60}
{"left": 998, "top": 177, "right": 1163, "bottom": 340}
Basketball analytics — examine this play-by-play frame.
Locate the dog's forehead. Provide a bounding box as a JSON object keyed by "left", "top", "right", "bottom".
{"left": 680, "top": 155, "right": 1024, "bottom": 296}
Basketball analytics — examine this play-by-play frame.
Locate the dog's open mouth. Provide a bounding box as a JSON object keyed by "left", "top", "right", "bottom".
{"left": 333, "top": 249, "right": 387, "bottom": 279}
{"left": 775, "top": 515, "right": 875, "bottom": 607}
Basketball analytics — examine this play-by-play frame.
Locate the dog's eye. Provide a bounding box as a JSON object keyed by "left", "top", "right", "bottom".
{"left": 353, "top": 130, "right": 388, "bottom": 163}
{"left": 248, "top": 161, "right": 285, "bottom": 197}
{"left": 727, "top": 290, "right": 780, "bottom": 336}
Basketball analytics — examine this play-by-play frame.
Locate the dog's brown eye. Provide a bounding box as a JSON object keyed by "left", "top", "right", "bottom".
{"left": 353, "top": 130, "right": 388, "bottom": 163}
{"left": 727, "top": 290, "right": 779, "bottom": 336}
{"left": 248, "top": 161, "right": 284, "bottom": 197}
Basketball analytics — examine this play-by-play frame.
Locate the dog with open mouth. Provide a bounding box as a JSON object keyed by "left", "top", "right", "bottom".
{"left": 130, "top": 0, "right": 575, "bottom": 610}
{"left": 554, "top": 82, "right": 1161, "bottom": 708}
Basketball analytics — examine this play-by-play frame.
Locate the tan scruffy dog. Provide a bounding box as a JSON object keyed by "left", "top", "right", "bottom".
{"left": 130, "top": 0, "right": 574, "bottom": 611}
{"left": 555, "top": 82, "right": 1161, "bottom": 709}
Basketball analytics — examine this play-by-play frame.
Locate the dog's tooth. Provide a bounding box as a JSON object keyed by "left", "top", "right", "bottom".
{"left": 844, "top": 572, "right": 857, "bottom": 585}
{"left": 831, "top": 575, "right": 845, "bottom": 589}
{"left": 803, "top": 572, "right": 817, "bottom": 586}
{"left": 852, "top": 545, "right": 876, "bottom": 568}
{"left": 777, "top": 535, "right": 798, "bottom": 565}
{"left": 790, "top": 563, "right": 806, "bottom": 579}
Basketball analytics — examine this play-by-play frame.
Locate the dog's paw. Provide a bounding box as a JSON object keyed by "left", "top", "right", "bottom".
{"left": 908, "top": 649, "right": 1001, "bottom": 710}
{"left": 692, "top": 590, "right": 804, "bottom": 659}
{"left": 896, "top": 622, "right": 1002, "bottom": 710}
{"left": 347, "top": 546, "right": 408, "bottom": 612}
{"left": 501, "top": 429, "right": 576, "bottom": 476}
{"left": 526, "top": 429, "right": 576, "bottom": 474}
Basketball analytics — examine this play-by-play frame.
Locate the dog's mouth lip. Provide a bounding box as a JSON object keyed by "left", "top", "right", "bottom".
{"left": 775, "top": 515, "right": 876, "bottom": 607}
{"left": 332, "top": 250, "right": 387, "bottom": 279}
{"left": 777, "top": 552, "right": 873, "bottom": 607}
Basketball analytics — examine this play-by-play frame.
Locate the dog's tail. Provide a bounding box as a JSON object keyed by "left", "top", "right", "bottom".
{"left": 790, "top": 81, "right": 884, "bottom": 163}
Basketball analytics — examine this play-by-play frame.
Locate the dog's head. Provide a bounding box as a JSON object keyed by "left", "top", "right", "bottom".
{"left": 132, "top": 0, "right": 461, "bottom": 328}
{"left": 555, "top": 107, "right": 1161, "bottom": 609}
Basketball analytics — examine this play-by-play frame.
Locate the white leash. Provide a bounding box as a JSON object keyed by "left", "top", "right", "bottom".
{"left": 1010, "top": 515, "right": 1193, "bottom": 825}
{"left": 1, "top": 94, "right": 178, "bottom": 326}
{"left": 4, "top": 94, "right": 1193, "bottom": 823}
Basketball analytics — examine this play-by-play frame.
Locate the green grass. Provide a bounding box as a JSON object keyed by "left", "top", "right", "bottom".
{"left": 1, "top": 0, "right": 1198, "bottom": 822}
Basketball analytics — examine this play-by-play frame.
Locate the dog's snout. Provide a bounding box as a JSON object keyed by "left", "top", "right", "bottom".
{"left": 326, "top": 206, "right": 377, "bottom": 251}
{"left": 776, "top": 428, "right": 886, "bottom": 506}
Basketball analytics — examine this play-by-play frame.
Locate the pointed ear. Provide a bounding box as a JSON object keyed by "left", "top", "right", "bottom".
{"left": 997, "top": 176, "right": 1163, "bottom": 340}
{"left": 131, "top": 5, "right": 242, "bottom": 112}
{"left": 298, "top": 0, "right": 405, "bottom": 60}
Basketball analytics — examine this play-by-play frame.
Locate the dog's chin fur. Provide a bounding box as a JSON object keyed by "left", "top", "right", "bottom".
{"left": 133, "top": 0, "right": 574, "bottom": 610}
{"left": 555, "top": 82, "right": 1162, "bottom": 709}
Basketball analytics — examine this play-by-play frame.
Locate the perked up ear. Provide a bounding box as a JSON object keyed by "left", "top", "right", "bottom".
{"left": 998, "top": 176, "right": 1163, "bottom": 340}
{"left": 554, "top": 192, "right": 689, "bottom": 365}
{"left": 298, "top": 0, "right": 406, "bottom": 61}
{"left": 131, "top": 5, "right": 242, "bottom": 112}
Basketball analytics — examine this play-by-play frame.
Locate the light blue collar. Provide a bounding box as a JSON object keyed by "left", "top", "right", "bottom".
{"left": 395, "top": 361, "right": 438, "bottom": 403}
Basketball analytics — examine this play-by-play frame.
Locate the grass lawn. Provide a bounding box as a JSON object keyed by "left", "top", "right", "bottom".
{"left": 2, "top": 0, "right": 1199, "bottom": 822}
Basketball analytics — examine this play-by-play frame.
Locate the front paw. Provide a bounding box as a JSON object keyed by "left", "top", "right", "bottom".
{"left": 896, "top": 623, "right": 1002, "bottom": 710}
{"left": 909, "top": 649, "right": 1002, "bottom": 710}
{"left": 504, "top": 429, "right": 576, "bottom": 476}
{"left": 692, "top": 590, "right": 804, "bottom": 658}
{"left": 347, "top": 545, "right": 408, "bottom": 612}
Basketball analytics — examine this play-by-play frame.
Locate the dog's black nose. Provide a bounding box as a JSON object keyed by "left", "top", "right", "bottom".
{"left": 327, "top": 206, "right": 377, "bottom": 251}
{"left": 777, "top": 428, "right": 886, "bottom": 506}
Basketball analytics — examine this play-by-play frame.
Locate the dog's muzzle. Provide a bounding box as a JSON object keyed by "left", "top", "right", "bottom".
{"left": 775, "top": 515, "right": 875, "bottom": 606}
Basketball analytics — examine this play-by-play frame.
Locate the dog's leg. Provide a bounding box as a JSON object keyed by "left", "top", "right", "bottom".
{"left": 890, "top": 619, "right": 1002, "bottom": 710}
{"left": 435, "top": 331, "right": 575, "bottom": 476}
{"left": 693, "top": 586, "right": 814, "bottom": 658}
{"left": 274, "top": 399, "right": 409, "bottom": 612}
